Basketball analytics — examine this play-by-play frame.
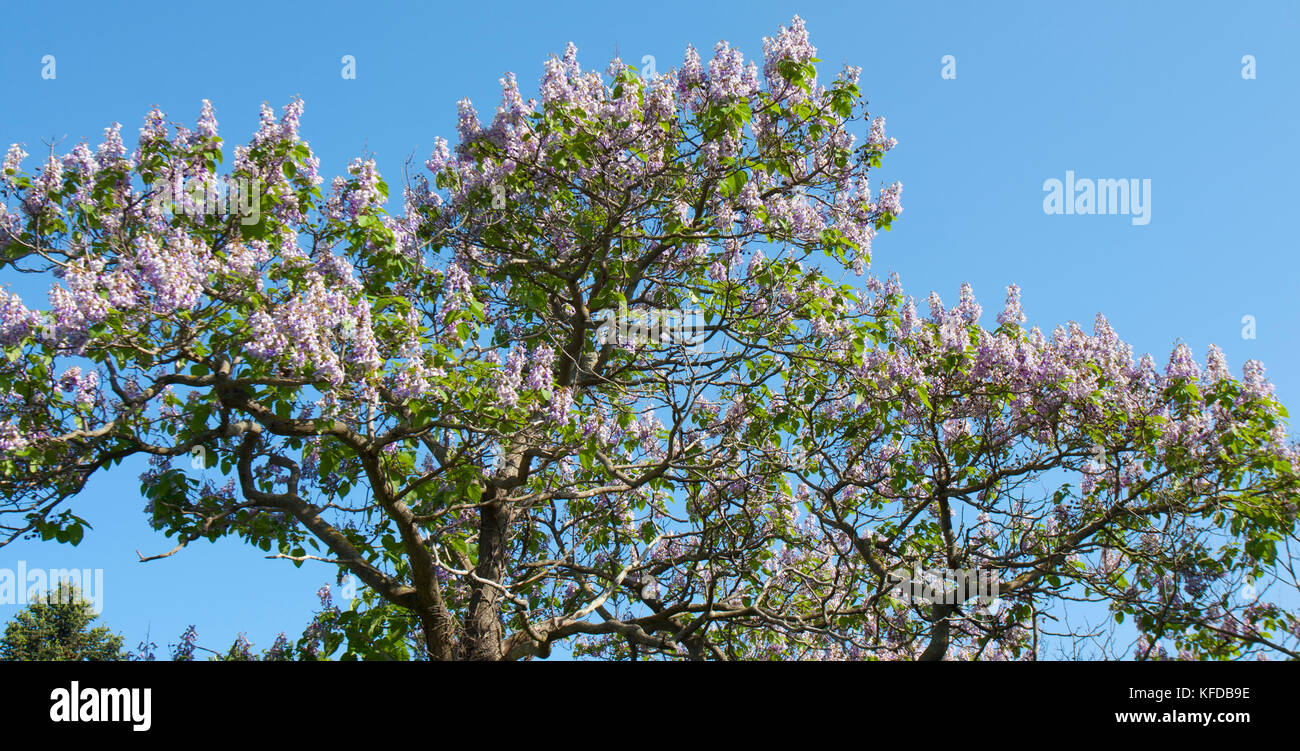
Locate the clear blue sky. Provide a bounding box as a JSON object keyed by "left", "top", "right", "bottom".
{"left": 1, "top": 0, "right": 1297, "bottom": 657}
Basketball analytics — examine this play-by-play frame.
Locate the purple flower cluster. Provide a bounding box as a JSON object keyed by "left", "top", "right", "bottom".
{"left": 226, "top": 239, "right": 382, "bottom": 402}
{"left": 0, "top": 421, "right": 26, "bottom": 453}
{"left": 1, "top": 143, "right": 26, "bottom": 181}
{"left": 840, "top": 280, "right": 1298, "bottom": 508}
{"left": 54, "top": 365, "right": 99, "bottom": 407}
{"left": 867, "top": 117, "right": 898, "bottom": 152}
{"left": 336, "top": 157, "right": 381, "bottom": 221}
{"left": 196, "top": 99, "right": 219, "bottom": 140}
{"left": 761, "top": 15, "right": 817, "bottom": 88}
{"left": 996, "top": 283, "right": 1026, "bottom": 327}
{"left": 546, "top": 386, "right": 572, "bottom": 424}
{"left": 495, "top": 347, "right": 526, "bottom": 408}
{"left": 527, "top": 343, "right": 555, "bottom": 390}
{"left": 877, "top": 181, "right": 903, "bottom": 216}
{"left": 0, "top": 289, "right": 40, "bottom": 345}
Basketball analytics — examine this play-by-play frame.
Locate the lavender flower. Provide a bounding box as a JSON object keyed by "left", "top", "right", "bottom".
{"left": 997, "top": 284, "right": 1026, "bottom": 327}
{"left": 527, "top": 343, "right": 555, "bottom": 390}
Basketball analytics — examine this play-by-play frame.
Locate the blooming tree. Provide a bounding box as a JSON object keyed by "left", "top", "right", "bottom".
{"left": 1, "top": 17, "right": 1298, "bottom": 660}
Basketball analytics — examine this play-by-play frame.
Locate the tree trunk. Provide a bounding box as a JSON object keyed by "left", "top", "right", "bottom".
{"left": 918, "top": 604, "right": 952, "bottom": 661}
{"left": 417, "top": 606, "right": 457, "bottom": 661}
{"left": 464, "top": 500, "right": 513, "bottom": 660}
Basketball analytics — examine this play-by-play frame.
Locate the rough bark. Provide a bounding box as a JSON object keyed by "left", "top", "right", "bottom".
{"left": 464, "top": 499, "right": 514, "bottom": 660}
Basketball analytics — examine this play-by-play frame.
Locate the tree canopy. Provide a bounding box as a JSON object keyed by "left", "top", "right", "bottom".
{"left": 0, "top": 582, "right": 126, "bottom": 661}
{"left": 1, "top": 17, "right": 1298, "bottom": 660}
